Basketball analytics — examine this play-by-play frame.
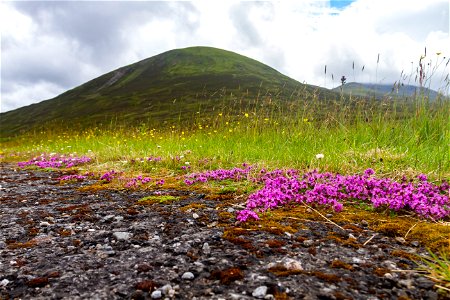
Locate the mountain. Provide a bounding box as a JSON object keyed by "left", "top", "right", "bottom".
{"left": 332, "top": 82, "right": 443, "bottom": 100}
{"left": 0, "top": 46, "right": 337, "bottom": 137}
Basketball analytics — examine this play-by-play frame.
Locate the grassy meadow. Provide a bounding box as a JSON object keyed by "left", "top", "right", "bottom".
{"left": 2, "top": 93, "right": 449, "bottom": 180}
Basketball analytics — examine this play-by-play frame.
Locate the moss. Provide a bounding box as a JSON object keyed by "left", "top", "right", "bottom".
{"left": 7, "top": 240, "right": 37, "bottom": 249}
{"left": 27, "top": 277, "right": 49, "bottom": 288}
{"left": 308, "top": 246, "right": 317, "bottom": 256}
{"left": 180, "top": 203, "right": 206, "bottom": 211}
{"left": 331, "top": 259, "right": 354, "bottom": 271}
{"left": 264, "top": 239, "right": 286, "bottom": 248}
{"left": 218, "top": 211, "right": 235, "bottom": 223}
{"left": 342, "top": 224, "right": 364, "bottom": 233}
{"left": 58, "top": 229, "right": 72, "bottom": 237}
{"left": 310, "top": 271, "right": 341, "bottom": 283}
{"left": 136, "top": 195, "right": 179, "bottom": 204}
{"left": 327, "top": 234, "right": 361, "bottom": 249}
{"left": 135, "top": 280, "right": 156, "bottom": 292}
{"left": 210, "top": 267, "right": 244, "bottom": 284}
{"left": 268, "top": 265, "right": 303, "bottom": 277}
{"left": 373, "top": 267, "right": 390, "bottom": 276}
{"left": 27, "top": 227, "right": 39, "bottom": 236}
{"left": 126, "top": 208, "right": 139, "bottom": 215}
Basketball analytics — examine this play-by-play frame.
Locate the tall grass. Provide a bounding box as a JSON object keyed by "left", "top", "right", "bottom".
{"left": 2, "top": 90, "right": 448, "bottom": 180}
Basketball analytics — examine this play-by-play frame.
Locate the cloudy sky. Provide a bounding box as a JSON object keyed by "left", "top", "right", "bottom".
{"left": 1, "top": 0, "right": 449, "bottom": 112}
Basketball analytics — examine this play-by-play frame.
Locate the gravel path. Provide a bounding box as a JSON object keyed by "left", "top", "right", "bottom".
{"left": 0, "top": 164, "right": 442, "bottom": 299}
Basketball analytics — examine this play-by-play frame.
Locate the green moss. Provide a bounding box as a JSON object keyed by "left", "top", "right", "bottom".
{"left": 137, "top": 195, "right": 179, "bottom": 204}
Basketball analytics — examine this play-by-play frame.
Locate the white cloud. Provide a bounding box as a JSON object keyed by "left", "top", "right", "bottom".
{"left": 1, "top": 0, "right": 448, "bottom": 112}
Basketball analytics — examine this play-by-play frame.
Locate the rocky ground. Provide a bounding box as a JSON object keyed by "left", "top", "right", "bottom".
{"left": 0, "top": 163, "right": 444, "bottom": 299}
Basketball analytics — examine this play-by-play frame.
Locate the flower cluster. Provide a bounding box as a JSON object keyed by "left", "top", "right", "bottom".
{"left": 18, "top": 153, "right": 91, "bottom": 169}
{"left": 237, "top": 169, "right": 449, "bottom": 222}
{"left": 184, "top": 164, "right": 254, "bottom": 185}
{"left": 125, "top": 175, "right": 152, "bottom": 188}
{"left": 58, "top": 174, "right": 88, "bottom": 181}
{"left": 100, "top": 170, "right": 119, "bottom": 182}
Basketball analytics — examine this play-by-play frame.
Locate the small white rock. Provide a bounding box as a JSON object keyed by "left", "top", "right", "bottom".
{"left": 202, "top": 242, "right": 211, "bottom": 255}
{"left": 192, "top": 213, "right": 199, "bottom": 219}
{"left": 181, "top": 272, "right": 194, "bottom": 280}
{"left": 252, "top": 286, "right": 268, "bottom": 299}
{"left": 151, "top": 290, "right": 162, "bottom": 299}
{"left": 303, "top": 239, "right": 314, "bottom": 247}
{"left": 0, "top": 279, "right": 9, "bottom": 287}
{"left": 113, "top": 231, "right": 132, "bottom": 241}
{"left": 395, "top": 237, "right": 406, "bottom": 244}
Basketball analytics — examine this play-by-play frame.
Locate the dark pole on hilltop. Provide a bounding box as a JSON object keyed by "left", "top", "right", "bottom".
{"left": 340, "top": 75, "right": 347, "bottom": 96}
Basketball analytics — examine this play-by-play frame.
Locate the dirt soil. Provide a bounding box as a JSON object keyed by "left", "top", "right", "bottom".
{"left": 0, "top": 163, "right": 444, "bottom": 299}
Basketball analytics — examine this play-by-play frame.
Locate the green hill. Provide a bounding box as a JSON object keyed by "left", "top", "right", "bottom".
{"left": 1, "top": 46, "right": 337, "bottom": 137}
{"left": 333, "top": 82, "right": 444, "bottom": 100}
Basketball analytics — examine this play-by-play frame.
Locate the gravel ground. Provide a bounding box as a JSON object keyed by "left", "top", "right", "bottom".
{"left": 0, "top": 163, "right": 443, "bottom": 299}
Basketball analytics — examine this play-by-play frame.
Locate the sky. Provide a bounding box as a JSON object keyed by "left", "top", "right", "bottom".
{"left": 1, "top": 0, "right": 449, "bottom": 113}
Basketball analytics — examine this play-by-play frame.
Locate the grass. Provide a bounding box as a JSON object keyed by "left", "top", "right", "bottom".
{"left": 2, "top": 94, "right": 448, "bottom": 180}
{"left": 0, "top": 52, "right": 449, "bottom": 294}
{"left": 418, "top": 249, "right": 450, "bottom": 294}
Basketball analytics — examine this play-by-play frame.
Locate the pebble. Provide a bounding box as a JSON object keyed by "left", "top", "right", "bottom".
{"left": 398, "top": 279, "right": 414, "bottom": 289}
{"left": 202, "top": 242, "right": 211, "bottom": 255}
{"left": 0, "top": 279, "right": 10, "bottom": 287}
{"left": 395, "top": 237, "right": 406, "bottom": 244}
{"left": 411, "top": 241, "right": 420, "bottom": 247}
{"left": 382, "top": 260, "right": 398, "bottom": 270}
{"left": 181, "top": 272, "right": 195, "bottom": 280}
{"left": 192, "top": 213, "right": 199, "bottom": 219}
{"left": 268, "top": 257, "right": 303, "bottom": 271}
{"left": 151, "top": 290, "right": 162, "bottom": 299}
{"left": 361, "top": 220, "right": 369, "bottom": 227}
{"left": 303, "top": 239, "right": 314, "bottom": 247}
{"left": 252, "top": 286, "right": 268, "bottom": 299}
{"left": 113, "top": 231, "right": 132, "bottom": 241}
{"left": 160, "top": 284, "right": 173, "bottom": 295}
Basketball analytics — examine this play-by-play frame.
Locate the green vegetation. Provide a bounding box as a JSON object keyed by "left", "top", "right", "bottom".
{"left": 2, "top": 94, "right": 448, "bottom": 180}
{"left": 137, "top": 195, "right": 179, "bottom": 204}
{"left": 0, "top": 47, "right": 448, "bottom": 291}
{"left": 0, "top": 46, "right": 337, "bottom": 138}
{"left": 418, "top": 249, "right": 450, "bottom": 294}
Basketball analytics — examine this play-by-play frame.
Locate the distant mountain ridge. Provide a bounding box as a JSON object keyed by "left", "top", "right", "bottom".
{"left": 333, "top": 82, "right": 444, "bottom": 100}
{"left": 0, "top": 46, "right": 337, "bottom": 137}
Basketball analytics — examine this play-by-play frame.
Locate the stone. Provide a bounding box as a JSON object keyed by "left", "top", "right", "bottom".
{"left": 112, "top": 232, "right": 132, "bottom": 241}
{"left": 0, "top": 279, "right": 10, "bottom": 287}
{"left": 411, "top": 241, "right": 420, "bottom": 247}
{"left": 252, "top": 286, "right": 268, "bottom": 299}
{"left": 395, "top": 237, "right": 406, "bottom": 244}
{"left": 181, "top": 272, "right": 194, "bottom": 280}
{"left": 271, "top": 257, "right": 303, "bottom": 271}
{"left": 151, "top": 290, "right": 162, "bottom": 299}
{"left": 160, "top": 284, "right": 173, "bottom": 295}
{"left": 202, "top": 242, "right": 211, "bottom": 255}
{"left": 303, "top": 239, "right": 314, "bottom": 247}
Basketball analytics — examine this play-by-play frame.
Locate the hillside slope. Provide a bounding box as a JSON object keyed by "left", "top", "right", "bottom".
{"left": 333, "top": 82, "right": 443, "bottom": 100}
{"left": 1, "top": 46, "right": 336, "bottom": 137}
